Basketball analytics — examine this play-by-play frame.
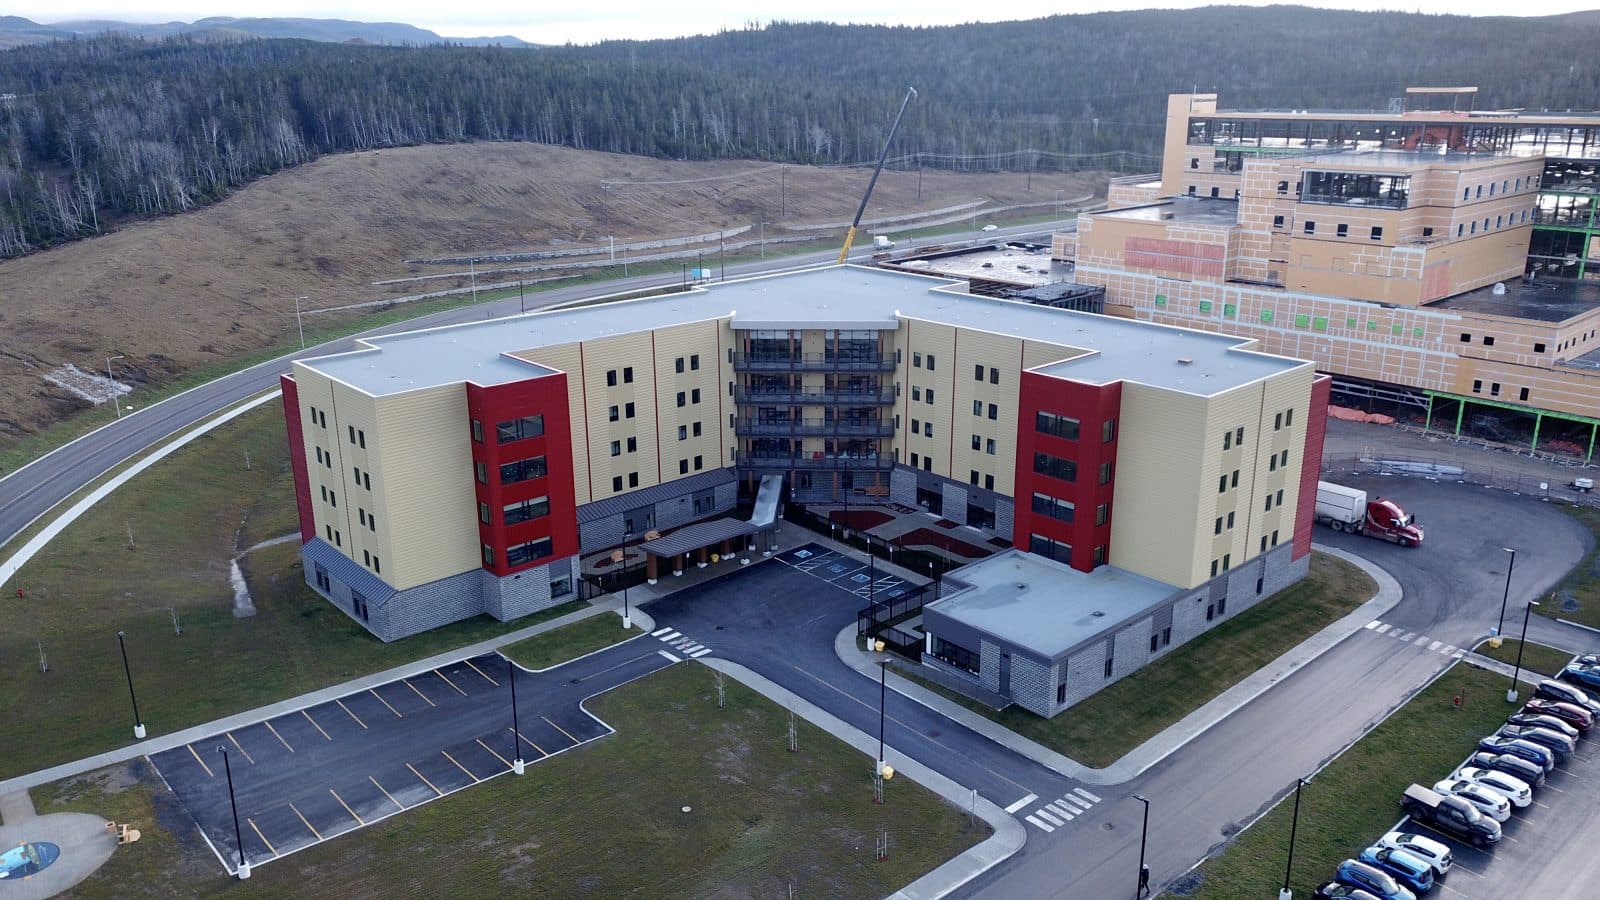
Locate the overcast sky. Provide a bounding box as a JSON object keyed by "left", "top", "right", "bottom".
{"left": 15, "top": 1, "right": 1600, "bottom": 44}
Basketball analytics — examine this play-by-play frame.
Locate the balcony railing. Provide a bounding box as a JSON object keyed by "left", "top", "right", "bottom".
{"left": 734, "top": 417, "right": 895, "bottom": 438}
{"left": 734, "top": 387, "right": 896, "bottom": 406}
{"left": 731, "top": 352, "right": 897, "bottom": 373}
{"left": 736, "top": 452, "right": 894, "bottom": 472}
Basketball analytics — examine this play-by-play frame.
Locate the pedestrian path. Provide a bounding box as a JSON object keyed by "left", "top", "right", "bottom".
{"left": 1364, "top": 619, "right": 1467, "bottom": 661}
{"left": 1015, "top": 787, "right": 1104, "bottom": 834}
{"left": 650, "top": 626, "right": 714, "bottom": 660}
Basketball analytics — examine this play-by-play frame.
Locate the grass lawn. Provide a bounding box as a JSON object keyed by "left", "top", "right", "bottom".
{"left": 1552, "top": 505, "right": 1600, "bottom": 630}
{"left": 501, "top": 614, "right": 643, "bottom": 670}
{"left": 1474, "top": 639, "right": 1575, "bottom": 677}
{"left": 0, "top": 399, "right": 579, "bottom": 780}
{"left": 1177, "top": 663, "right": 1510, "bottom": 899}
{"left": 34, "top": 663, "right": 989, "bottom": 899}
{"left": 902, "top": 552, "right": 1375, "bottom": 767}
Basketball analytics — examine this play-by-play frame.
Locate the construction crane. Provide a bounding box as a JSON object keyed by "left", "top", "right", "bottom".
{"left": 838, "top": 86, "right": 917, "bottom": 265}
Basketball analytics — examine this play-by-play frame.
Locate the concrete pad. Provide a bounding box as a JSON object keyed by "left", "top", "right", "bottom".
{"left": 0, "top": 811, "right": 117, "bottom": 899}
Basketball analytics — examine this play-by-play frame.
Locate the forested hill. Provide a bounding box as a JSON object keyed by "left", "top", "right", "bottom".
{"left": 3, "top": 5, "right": 1600, "bottom": 259}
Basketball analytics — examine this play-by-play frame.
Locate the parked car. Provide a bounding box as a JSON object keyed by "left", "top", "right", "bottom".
{"left": 1335, "top": 858, "right": 1417, "bottom": 900}
{"left": 1535, "top": 678, "right": 1600, "bottom": 713}
{"left": 1505, "top": 710, "right": 1581, "bottom": 740}
{"left": 1400, "top": 783, "right": 1502, "bottom": 848}
{"left": 1477, "top": 734, "right": 1556, "bottom": 772}
{"left": 1314, "top": 882, "right": 1383, "bottom": 900}
{"left": 1376, "top": 831, "right": 1453, "bottom": 878}
{"left": 1433, "top": 779, "right": 1512, "bottom": 821}
{"left": 1359, "top": 845, "right": 1436, "bottom": 895}
{"left": 1467, "top": 751, "right": 1545, "bottom": 788}
{"left": 1560, "top": 662, "right": 1600, "bottom": 692}
{"left": 1454, "top": 766, "right": 1532, "bottom": 808}
{"left": 1522, "top": 697, "right": 1595, "bottom": 731}
{"left": 1498, "top": 723, "right": 1576, "bottom": 759}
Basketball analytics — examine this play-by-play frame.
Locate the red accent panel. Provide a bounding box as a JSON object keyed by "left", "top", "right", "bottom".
{"left": 1293, "top": 375, "right": 1332, "bottom": 560}
{"left": 280, "top": 374, "right": 315, "bottom": 545}
{"left": 1011, "top": 371, "right": 1122, "bottom": 572}
{"left": 467, "top": 372, "right": 580, "bottom": 577}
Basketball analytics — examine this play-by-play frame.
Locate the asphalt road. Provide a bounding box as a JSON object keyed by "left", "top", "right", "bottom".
{"left": 0, "top": 222, "right": 1059, "bottom": 552}
{"left": 150, "top": 645, "right": 670, "bottom": 873}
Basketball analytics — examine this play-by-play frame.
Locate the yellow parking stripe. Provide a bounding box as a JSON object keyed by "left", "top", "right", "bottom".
{"left": 406, "top": 763, "right": 442, "bottom": 796}
{"left": 542, "top": 715, "right": 580, "bottom": 744}
{"left": 302, "top": 710, "right": 333, "bottom": 742}
{"left": 290, "top": 803, "right": 322, "bottom": 840}
{"left": 515, "top": 729, "right": 547, "bottom": 757}
{"left": 441, "top": 750, "right": 479, "bottom": 783}
{"left": 405, "top": 680, "right": 437, "bottom": 708}
{"left": 370, "top": 689, "right": 403, "bottom": 718}
{"left": 187, "top": 744, "right": 215, "bottom": 777}
{"left": 369, "top": 776, "right": 403, "bottom": 811}
{"left": 248, "top": 817, "right": 278, "bottom": 856}
{"left": 434, "top": 668, "right": 468, "bottom": 697}
{"left": 263, "top": 720, "right": 295, "bottom": 752}
{"left": 464, "top": 659, "right": 499, "bottom": 686}
{"left": 226, "top": 733, "right": 255, "bottom": 765}
{"left": 336, "top": 699, "right": 367, "bottom": 729}
{"left": 330, "top": 789, "right": 364, "bottom": 825}
{"left": 476, "top": 737, "right": 513, "bottom": 769}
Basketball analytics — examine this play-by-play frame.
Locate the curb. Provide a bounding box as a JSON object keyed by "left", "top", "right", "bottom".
{"left": 1557, "top": 618, "right": 1600, "bottom": 637}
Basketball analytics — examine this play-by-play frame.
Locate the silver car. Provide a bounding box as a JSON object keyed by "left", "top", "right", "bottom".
{"left": 1376, "top": 830, "right": 1453, "bottom": 877}
{"left": 1433, "top": 779, "right": 1512, "bottom": 822}
{"left": 1455, "top": 766, "right": 1533, "bottom": 808}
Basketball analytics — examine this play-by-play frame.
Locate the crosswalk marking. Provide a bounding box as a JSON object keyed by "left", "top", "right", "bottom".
{"left": 1399, "top": 631, "right": 1416, "bottom": 642}
{"left": 689, "top": 648, "right": 713, "bottom": 658}
{"left": 1073, "top": 788, "right": 1102, "bottom": 803}
{"left": 1057, "top": 796, "right": 1086, "bottom": 813}
{"left": 651, "top": 626, "right": 673, "bottom": 637}
{"left": 1035, "top": 808, "right": 1064, "bottom": 826}
{"left": 1047, "top": 802, "right": 1076, "bottom": 820}
{"left": 1026, "top": 814, "right": 1055, "bottom": 833}
{"left": 1428, "top": 640, "right": 1443, "bottom": 652}
{"left": 1366, "top": 621, "right": 1473, "bottom": 662}
{"left": 658, "top": 650, "right": 681, "bottom": 662}
{"left": 1375, "top": 623, "right": 1392, "bottom": 634}
{"left": 659, "top": 631, "right": 681, "bottom": 642}
{"left": 1005, "top": 794, "right": 1038, "bottom": 814}
{"left": 1414, "top": 634, "right": 1431, "bottom": 645}
{"left": 1365, "top": 620, "right": 1381, "bottom": 630}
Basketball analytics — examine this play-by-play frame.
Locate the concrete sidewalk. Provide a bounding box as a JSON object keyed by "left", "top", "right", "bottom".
{"left": 698, "top": 658, "right": 1025, "bottom": 900}
{"left": 0, "top": 595, "right": 648, "bottom": 798}
{"left": 837, "top": 544, "right": 1403, "bottom": 785}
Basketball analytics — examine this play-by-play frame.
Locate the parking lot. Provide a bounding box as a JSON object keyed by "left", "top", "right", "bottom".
{"left": 150, "top": 644, "right": 671, "bottom": 873}
{"left": 782, "top": 545, "right": 914, "bottom": 601}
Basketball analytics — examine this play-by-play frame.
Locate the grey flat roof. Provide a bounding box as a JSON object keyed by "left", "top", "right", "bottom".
{"left": 1101, "top": 196, "right": 1240, "bottom": 226}
{"left": 1292, "top": 148, "right": 1504, "bottom": 170}
{"left": 891, "top": 243, "right": 1070, "bottom": 287}
{"left": 298, "top": 265, "right": 1305, "bottom": 398}
{"left": 1429, "top": 277, "right": 1600, "bottom": 324}
{"left": 639, "top": 518, "right": 756, "bottom": 557}
{"left": 927, "top": 550, "right": 1177, "bottom": 660}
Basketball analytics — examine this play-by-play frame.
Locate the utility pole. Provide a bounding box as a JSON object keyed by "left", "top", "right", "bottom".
{"left": 294, "top": 296, "right": 308, "bottom": 349}
{"left": 116, "top": 630, "right": 145, "bottom": 739}
{"left": 218, "top": 746, "right": 249, "bottom": 878}
{"left": 719, "top": 231, "right": 726, "bottom": 281}
{"left": 106, "top": 354, "right": 125, "bottom": 418}
{"left": 1494, "top": 547, "right": 1516, "bottom": 643}
{"left": 518, "top": 280, "right": 525, "bottom": 314}
{"left": 1508, "top": 599, "right": 1541, "bottom": 703}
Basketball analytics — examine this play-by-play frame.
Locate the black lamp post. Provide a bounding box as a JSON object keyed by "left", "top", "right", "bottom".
{"left": 1133, "top": 794, "right": 1150, "bottom": 899}
{"left": 1495, "top": 547, "right": 1516, "bottom": 640}
{"left": 116, "top": 630, "right": 145, "bottom": 739}
{"left": 1280, "top": 777, "right": 1308, "bottom": 900}
{"left": 621, "top": 529, "right": 633, "bottom": 630}
{"left": 868, "top": 535, "right": 876, "bottom": 603}
{"left": 1508, "top": 599, "right": 1541, "bottom": 703}
{"left": 509, "top": 657, "right": 525, "bottom": 774}
{"left": 217, "top": 745, "right": 249, "bottom": 879}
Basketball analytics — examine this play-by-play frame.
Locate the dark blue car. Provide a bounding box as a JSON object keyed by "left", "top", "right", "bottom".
{"left": 1477, "top": 734, "right": 1555, "bottom": 772}
{"left": 1560, "top": 662, "right": 1600, "bottom": 692}
{"left": 1359, "top": 845, "right": 1435, "bottom": 895}
{"left": 1335, "top": 858, "right": 1416, "bottom": 900}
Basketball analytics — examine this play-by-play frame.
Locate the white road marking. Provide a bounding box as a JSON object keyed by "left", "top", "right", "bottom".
{"left": 1072, "top": 788, "right": 1102, "bottom": 803}
{"left": 689, "top": 648, "right": 713, "bottom": 658}
{"left": 1046, "top": 802, "right": 1076, "bottom": 820}
{"left": 658, "top": 631, "right": 681, "bottom": 642}
{"left": 1005, "top": 794, "right": 1038, "bottom": 814}
{"left": 1034, "top": 808, "right": 1064, "bottom": 826}
{"left": 1399, "top": 631, "right": 1416, "bottom": 641}
{"left": 1414, "top": 634, "right": 1432, "bottom": 645}
{"left": 1442, "top": 645, "right": 1457, "bottom": 655}
{"left": 1375, "top": 623, "right": 1392, "bottom": 634}
{"left": 1452, "top": 651, "right": 1466, "bottom": 659}
{"left": 1428, "top": 640, "right": 1443, "bottom": 651}
{"left": 1025, "top": 814, "right": 1055, "bottom": 833}
{"left": 1365, "top": 620, "right": 1381, "bottom": 630}
{"left": 657, "top": 650, "right": 681, "bottom": 662}
{"left": 651, "top": 627, "right": 673, "bottom": 637}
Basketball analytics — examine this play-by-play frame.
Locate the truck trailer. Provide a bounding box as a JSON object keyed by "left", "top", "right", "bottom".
{"left": 1315, "top": 481, "right": 1424, "bottom": 546}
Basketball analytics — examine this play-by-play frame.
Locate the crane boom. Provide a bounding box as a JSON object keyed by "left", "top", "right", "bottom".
{"left": 838, "top": 86, "right": 917, "bottom": 265}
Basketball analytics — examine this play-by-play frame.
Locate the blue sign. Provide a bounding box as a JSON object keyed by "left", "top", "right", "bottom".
{"left": 0, "top": 841, "right": 61, "bottom": 880}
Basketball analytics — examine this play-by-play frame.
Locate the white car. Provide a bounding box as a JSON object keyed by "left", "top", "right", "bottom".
{"left": 980, "top": 224, "right": 998, "bottom": 232}
{"left": 1455, "top": 766, "right": 1533, "bottom": 808}
{"left": 1433, "top": 779, "right": 1512, "bottom": 822}
{"left": 1376, "top": 830, "right": 1453, "bottom": 877}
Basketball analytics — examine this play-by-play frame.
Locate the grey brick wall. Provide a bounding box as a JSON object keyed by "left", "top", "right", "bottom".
{"left": 941, "top": 483, "right": 969, "bottom": 524}
{"left": 979, "top": 639, "right": 1003, "bottom": 693}
{"left": 1063, "top": 642, "right": 1107, "bottom": 706}
{"left": 890, "top": 467, "right": 917, "bottom": 506}
{"left": 1111, "top": 618, "right": 1153, "bottom": 679}
{"left": 580, "top": 516, "right": 626, "bottom": 554}
{"left": 482, "top": 560, "right": 560, "bottom": 621}
{"left": 1007, "top": 652, "right": 1054, "bottom": 717}
{"left": 994, "top": 498, "right": 1015, "bottom": 544}
{"left": 373, "top": 569, "right": 484, "bottom": 642}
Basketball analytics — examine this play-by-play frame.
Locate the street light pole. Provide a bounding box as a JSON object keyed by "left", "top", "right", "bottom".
{"left": 1508, "top": 599, "right": 1541, "bottom": 703}
{"left": 293, "top": 296, "right": 307, "bottom": 349}
{"left": 106, "top": 354, "right": 125, "bottom": 418}
{"left": 621, "top": 530, "right": 633, "bottom": 630}
{"left": 217, "top": 746, "right": 250, "bottom": 878}
{"left": 1495, "top": 547, "right": 1516, "bottom": 641}
{"left": 509, "top": 657, "right": 525, "bottom": 774}
{"left": 1133, "top": 794, "right": 1150, "bottom": 900}
{"left": 115, "top": 630, "right": 145, "bottom": 739}
{"left": 1280, "top": 777, "right": 1308, "bottom": 900}
{"left": 878, "top": 660, "right": 887, "bottom": 772}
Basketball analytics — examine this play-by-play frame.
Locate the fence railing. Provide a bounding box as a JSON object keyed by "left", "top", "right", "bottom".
{"left": 1320, "top": 447, "right": 1600, "bottom": 511}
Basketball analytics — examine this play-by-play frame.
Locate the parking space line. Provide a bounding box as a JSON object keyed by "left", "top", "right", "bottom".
{"left": 1004, "top": 793, "right": 1037, "bottom": 814}
{"left": 406, "top": 763, "right": 442, "bottom": 796}
{"left": 302, "top": 710, "right": 333, "bottom": 742}
{"left": 476, "top": 737, "right": 513, "bottom": 769}
{"left": 247, "top": 817, "right": 279, "bottom": 856}
{"left": 1439, "top": 881, "right": 1471, "bottom": 897}
{"left": 434, "top": 668, "right": 469, "bottom": 697}
{"left": 290, "top": 802, "right": 323, "bottom": 840}
{"left": 516, "top": 730, "right": 548, "bottom": 757}
{"left": 263, "top": 720, "right": 295, "bottom": 752}
{"left": 464, "top": 659, "right": 499, "bottom": 686}
{"left": 187, "top": 744, "right": 216, "bottom": 777}
{"left": 370, "top": 689, "right": 403, "bottom": 718}
{"left": 441, "top": 750, "right": 480, "bottom": 783}
{"left": 1531, "top": 799, "right": 1552, "bottom": 809}
{"left": 336, "top": 699, "right": 368, "bottom": 730}
{"left": 404, "top": 679, "right": 437, "bottom": 708}
{"left": 1449, "top": 861, "right": 1484, "bottom": 878}
{"left": 1542, "top": 784, "right": 1567, "bottom": 793}
{"left": 330, "top": 789, "right": 365, "bottom": 825}
{"left": 542, "top": 715, "right": 580, "bottom": 743}
{"left": 226, "top": 733, "right": 255, "bottom": 765}
{"left": 369, "top": 776, "right": 403, "bottom": 812}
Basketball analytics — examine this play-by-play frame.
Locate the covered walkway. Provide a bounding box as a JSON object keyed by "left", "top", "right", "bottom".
{"left": 639, "top": 517, "right": 775, "bottom": 583}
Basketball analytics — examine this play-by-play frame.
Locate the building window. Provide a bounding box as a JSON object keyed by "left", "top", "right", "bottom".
{"left": 1271, "top": 529, "right": 1280, "bottom": 547}
{"left": 1336, "top": 223, "right": 1348, "bottom": 237}
{"left": 694, "top": 455, "right": 704, "bottom": 470}
{"left": 989, "top": 404, "right": 999, "bottom": 421}
{"left": 1029, "top": 533, "right": 1071, "bottom": 564}
{"left": 1095, "top": 504, "right": 1108, "bottom": 526}
{"left": 1033, "top": 453, "right": 1077, "bottom": 483}
{"left": 923, "top": 421, "right": 933, "bottom": 437}
{"left": 913, "top": 352, "right": 922, "bottom": 368}
{"left": 1272, "top": 214, "right": 1285, "bottom": 229}
{"left": 471, "top": 420, "right": 483, "bottom": 442}
{"left": 625, "top": 402, "right": 636, "bottom": 418}
{"left": 911, "top": 418, "right": 920, "bottom": 433}
{"left": 1274, "top": 412, "right": 1283, "bottom": 430}
{"left": 500, "top": 455, "right": 548, "bottom": 484}
{"left": 623, "top": 366, "right": 634, "bottom": 383}
{"left": 1490, "top": 382, "right": 1500, "bottom": 397}
{"left": 1092, "top": 546, "right": 1104, "bottom": 566}
{"left": 627, "top": 436, "right": 637, "bottom": 452}
{"left": 1214, "top": 516, "right": 1223, "bottom": 535}
{"left": 677, "top": 391, "right": 686, "bottom": 407}
{"left": 1222, "top": 553, "right": 1231, "bottom": 571}
{"left": 690, "top": 354, "right": 700, "bottom": 370}
{"left": 1261, "top": 535, "right": 1269, "bottom": 552}
{"left": 1104, "top": 655, "right": 1115, "bottom": 678}
{"left": 1534, "top": 342, "right": 1546, "bottom": 353}
{"left": 1235, "top": 426, "right": 1244, "bottom": 446}
{"left": 679, "top": 459, "right": 689, "bottom": 474}
{"left": 1231, "top": 469, "right": 1239, "bottom": 488}
{"left": 1223, "top": 430, "right": 1232, "bottom": 451}
{"left": 1483, "top": 336, "right": 1495, "bottom": 347}
{"left": 506, "top": 537, "right": 554, "bottom": 567}
{"left": 609, "top": 405, "right": 619, "bottom": 422}
{"left": 973, "top": 400, "right": 983, "bottom": 416}
{"left": 1032, "top": 493, "right": 1074, "bottom": 523}
{"left": 678, "top": 425, "right": 688, "bottom": 441}
{"left": 1519, "top": 387, "right": 1530, "bottom": 402}
{"left": 910, "top": 452, "right": 919, "bottom": 467}
{"left": 926, "top": 354, "right": 936, "bottom": 371}
{"left": 496, "top": 415, "right": 545, "bottom": 443}
{"left": 1422, "top": 227, "right": 1433, "bottom": 237}
{"left": 693, "top": 421, "right": 703, "bottom": 436}
{"left": 314, "top": 563, "right": 330, "bottom": 591}
{"left": 1265, "top": 494, "right": 1274, "bottom": 512}
{"left": 612, "top": 475, "right": 623, "bottom": 492}
{"left": 986, "top": 439, "right": 997, "bottom": 455}
{"left": 1460, "top": 332, "right": 1471, "bottom": 343}
{"left": 1276, "top": 488, "right": 1283, "bottom": 506}
{"left": 1370, "top": 226, "right": 1383, "bottom": 241}
{"left": 607, "top": 369, "right": 618, "bottom": 387}
{"left": 692, "top": 388, "right": 701, "bottom": 403}
{"left": 1098, "top": 461, "right": 1112, "bottom": 485}
{"left": 675, "top": 357, "right": 685, "bottom": 374}
{"left": 974, "top": 364, "right": 984, "bottom": 381}
{"left": 1060, "top": 681, "right": 1069, "bottom": 703}
{"left": 971, "top": 434, "right": 982, "bottom": 451}
{"left": 1304, "top": 220, "right": 1315, "bottom": 234}
{"left": 925, "top": 389, "right": 935, "bottom": 405}
{"left": 476, "top": 461, "right": 488, "bottom": 484}
{"left": 912, "top": 386, "right": 921, "bottom": 401}
{"left": 1269, "top": 455, "right": 1277, "bottom": 472}
{"left": 990, "top": 367, "right": 999, "bottom": 385}
{"left": 1285, "top": 409, "right": 1293, "bottom": 427}
{"left": 922, "top": 457, "right": 932, "bottom": 472}
{"left": 1219, "top": 475, "right": 1228, "bottom": 494}
{"left": 1210, "top": 186, "right": 1219, "bottom": 198}
{"left": 610, "top": 440, "right": 621, "bottom": 457}
{"left": 1472, "top": 379, "right": 1482, "bottom": 394}
{"left": 627, "top": 472, "right": 639, "bottom": 488}
{"left": 985, "top": 474, "right": 994, "bottom": 491}
{"left": 970, "top": 470, "right": 980, "bottom": 486}
{"left": 1035, "top": 411, "right": 1080, "bottom": 440}
{"left": 478, "top": 503, "right": 490, "bottom": 525}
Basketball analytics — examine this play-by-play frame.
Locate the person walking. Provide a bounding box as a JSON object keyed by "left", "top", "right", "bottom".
{"left": 1139, "top": 863, "right": 1151, "bottom": 896}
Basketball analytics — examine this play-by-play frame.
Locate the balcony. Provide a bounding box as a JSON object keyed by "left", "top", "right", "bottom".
{"left": 734, "top": 387, "right": 896, "bottom": 406}
{"left": 736, "top": 452, "right": 894, "bottom": 472}
{"left": 734, "top": 417, "right": 895, "bottom": 438}
{"left": 731, "top": 352, "right": 897, "bottom": 373}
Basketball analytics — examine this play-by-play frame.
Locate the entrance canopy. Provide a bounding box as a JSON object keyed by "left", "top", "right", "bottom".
{"left": 639, "top": 518, "right": 757, "bottom": 558}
